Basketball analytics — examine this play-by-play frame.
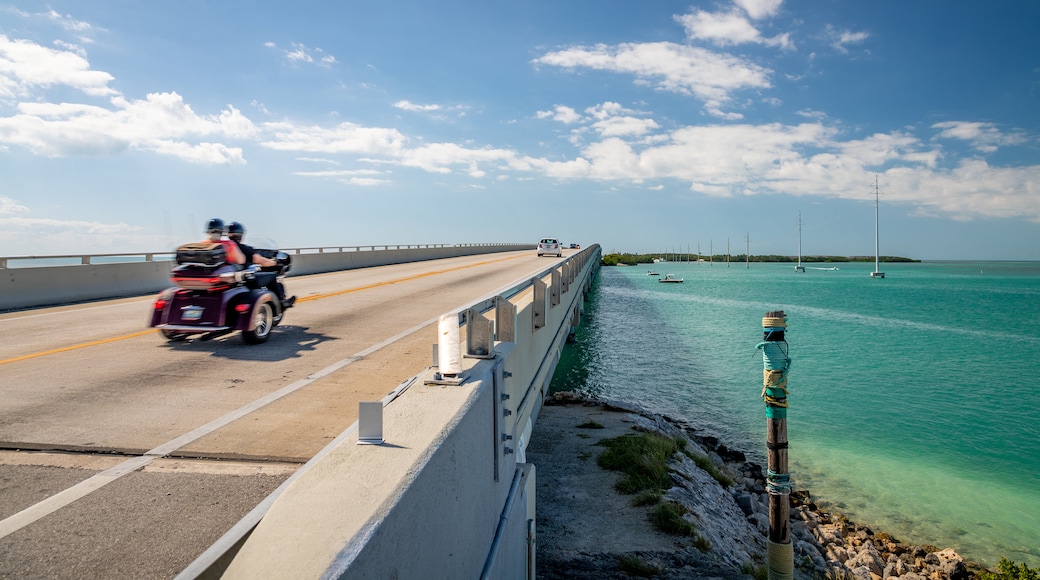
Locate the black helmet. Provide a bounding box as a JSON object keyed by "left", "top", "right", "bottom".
{"left": 227, "top": 221, "right": 245, "bottom": 240}
{"left": 206, "top": 218, "right": 225, "bottom": 235}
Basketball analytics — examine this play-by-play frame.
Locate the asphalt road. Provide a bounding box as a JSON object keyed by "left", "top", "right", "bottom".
{"left": 0, "top": 249, "right": 567, "bottom": 579}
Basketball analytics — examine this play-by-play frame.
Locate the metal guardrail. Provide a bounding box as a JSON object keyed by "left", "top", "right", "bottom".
{"left": 0, "top": 243, "right": 530, "bottom": 269}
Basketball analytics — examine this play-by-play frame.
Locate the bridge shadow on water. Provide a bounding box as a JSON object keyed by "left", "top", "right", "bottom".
{"left": 158, "top": 325, "right": 335, "bottom": 361}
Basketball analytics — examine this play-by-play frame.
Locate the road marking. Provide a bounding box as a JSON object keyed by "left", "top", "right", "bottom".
{"left": 295, "top": 253, "right": 522, "bottom": 303}
{"left": 0, "top": 313, "right": 439, "bottom": 540}
{"left": 0, "top": 253, "right": 524, "bottom": 367}
{"left": 0, "top": 329, "right": 158, "bottom": 366}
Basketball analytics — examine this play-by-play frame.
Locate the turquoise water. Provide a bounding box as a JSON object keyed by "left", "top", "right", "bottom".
{"left": 550, "top": 261, "right": 1040, "bottom": 567}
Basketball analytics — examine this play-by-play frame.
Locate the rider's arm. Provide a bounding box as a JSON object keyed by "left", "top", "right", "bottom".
{"left": 224, "top": 241, "right": 246, "bottom": 265}
{"left": 252, "top": 253, "right": 276, "bottom": 267}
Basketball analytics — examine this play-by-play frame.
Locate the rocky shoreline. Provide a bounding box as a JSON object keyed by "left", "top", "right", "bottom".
{"left": 530, "top": 393, "right": 989, "bottom": 580}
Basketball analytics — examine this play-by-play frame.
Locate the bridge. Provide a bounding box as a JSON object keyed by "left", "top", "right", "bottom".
{"left": 0, "top": 243, "right": 601, "bottom": 578}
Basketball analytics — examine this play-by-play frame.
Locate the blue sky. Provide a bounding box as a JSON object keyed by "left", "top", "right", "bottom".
{"left": 1, "top": 1, "right": 1038, "bottom": 260}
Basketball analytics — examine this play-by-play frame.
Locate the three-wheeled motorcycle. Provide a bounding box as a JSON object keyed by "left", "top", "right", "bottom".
{"left": 149, "top": 243, "right": 292, "bottom": 344}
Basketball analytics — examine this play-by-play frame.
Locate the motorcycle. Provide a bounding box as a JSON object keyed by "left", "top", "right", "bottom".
{"left": 149, "top": 243, "right": 292, "bottom": 344}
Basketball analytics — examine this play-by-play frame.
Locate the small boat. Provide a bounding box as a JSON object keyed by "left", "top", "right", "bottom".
{"left": 647, "top": 270, "right": 660, "bottom": 276}
{"left": 809, "top": 266, "right": 839, "bottom": 271}
{"left": 658, "top": 273, "right": 684, "bottom": 283}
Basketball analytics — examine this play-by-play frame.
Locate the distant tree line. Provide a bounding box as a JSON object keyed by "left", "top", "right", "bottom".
{"left": 601, "top": 253, "right": 918, "bottom": 266}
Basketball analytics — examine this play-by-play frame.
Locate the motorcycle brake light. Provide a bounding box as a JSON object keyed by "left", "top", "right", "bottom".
{"left": 235, "top": 303, "right": 250, "bottom": 313}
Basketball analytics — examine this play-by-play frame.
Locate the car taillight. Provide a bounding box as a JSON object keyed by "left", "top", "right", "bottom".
{"left": 154, "top": 298, "right": 167, "bottom": 310}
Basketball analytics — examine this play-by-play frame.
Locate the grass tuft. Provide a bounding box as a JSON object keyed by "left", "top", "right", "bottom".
{"left": 631, "top": 490, "right": 662, "bottom": 507}
{"left": 618, "top": 554, "right": 663, "bottom": 577}
{"left": 683, "top": 449, "right": 735, "bottom": 488}
{"left": 649, "top": 501, "right": 697, "bottom": 536}
{"left": 577, "top": 420, "right": 604, "bottom": 429}
{"left": 597, "top": 432, "right": 680, "bottom": 494}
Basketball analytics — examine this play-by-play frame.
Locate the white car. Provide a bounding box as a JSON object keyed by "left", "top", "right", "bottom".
{"left": 537, "top": 238, "right": 562, "bottom": 257}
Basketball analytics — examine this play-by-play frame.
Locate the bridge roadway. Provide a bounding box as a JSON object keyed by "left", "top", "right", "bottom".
{"left": 0, "top": 249, "right": 573, "bottom": 578}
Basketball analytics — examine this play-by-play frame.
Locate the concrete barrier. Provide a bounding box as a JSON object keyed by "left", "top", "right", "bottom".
{"left": 0, "top": 244, "right": 534, "bottom": 312}
{"left": 195, "top": 245, "right": 601, "bottom": 579}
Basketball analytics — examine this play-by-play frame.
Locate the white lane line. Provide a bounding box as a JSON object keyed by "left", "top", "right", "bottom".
{"left": 0, "top": 317, "right": 438, "bottom": 540}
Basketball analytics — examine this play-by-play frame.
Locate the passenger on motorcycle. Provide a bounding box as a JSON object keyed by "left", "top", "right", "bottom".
{"left": 227, "top": 221, "right": 295, "bottom": 309}
{"left": 205, "top": 218, "right": 246, "bottom": 266}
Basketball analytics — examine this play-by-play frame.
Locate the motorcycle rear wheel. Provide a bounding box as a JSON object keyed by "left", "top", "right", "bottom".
{"left": 243, "top": 301, "right": 274, "bottom": 344}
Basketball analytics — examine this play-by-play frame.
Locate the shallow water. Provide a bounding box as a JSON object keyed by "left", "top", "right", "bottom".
{"left": 550, "top": 261, "right": 1040, "bottom": 567}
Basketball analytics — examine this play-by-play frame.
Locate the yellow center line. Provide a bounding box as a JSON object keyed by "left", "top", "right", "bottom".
{"left": 0, "top": 329, "right": 159, "bottom": 366}
{"left": 0, "top": 253, "right": 525, "bottom": 366}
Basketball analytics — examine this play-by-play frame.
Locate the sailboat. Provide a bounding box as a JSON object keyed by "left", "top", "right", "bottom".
{"left": 870, "top": 176, "right": 885, "bottom": 279}
{"left": 795, "top": 212, "right": 805, "bottom": 272}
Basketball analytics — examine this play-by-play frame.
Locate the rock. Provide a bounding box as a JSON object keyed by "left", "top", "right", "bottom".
{"left": 946, "top": 561, "right": 970, "bottom": 580}
{"left": 734, "top": 493, "right": 754, "bottom": 517}
{"left": 847, "top": 544, "right": 884, "bottom": 576}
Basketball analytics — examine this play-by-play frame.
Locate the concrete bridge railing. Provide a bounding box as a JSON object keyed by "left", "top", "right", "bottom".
{"left": 183, "top": 244, "right": 602, "bottom": 580}
{"left": 0, "top": 243, "right": 534, "bottom": 312}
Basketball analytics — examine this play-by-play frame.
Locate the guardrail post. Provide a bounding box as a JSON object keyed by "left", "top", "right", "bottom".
{"left": 550, "top": 269, "right": 561, "bottom": 307}
{"left": 465, "top": 308, "right": 494, "bottom": 359}
{"left": 357, "top": 402, "right": 384, "bottom": 445}
{"left": 495, "top": 296, "right": 516, "bottom": 343}
{"left": 532, "top": 277, "right": 546, "bottom": 330}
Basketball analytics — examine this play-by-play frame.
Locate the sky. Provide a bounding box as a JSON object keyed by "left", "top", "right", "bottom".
{"left": 1, "top": 1, "right": 1039, "bottom": 260}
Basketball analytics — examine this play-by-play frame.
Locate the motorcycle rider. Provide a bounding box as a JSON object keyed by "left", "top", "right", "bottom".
{"left": 204, "top": 218, "right": 246, "bottom": 266}
{"left": 227, "top": 221, "right": 295, "bottom": 309}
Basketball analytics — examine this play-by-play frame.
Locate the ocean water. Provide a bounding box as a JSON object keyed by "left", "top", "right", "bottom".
{"left": 550, "top": 260, "right": 1040, "bottom": 568}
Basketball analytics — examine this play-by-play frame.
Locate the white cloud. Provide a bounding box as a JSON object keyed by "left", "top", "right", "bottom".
{"left": 0, "top": 196, "right": 29, "bottom": 216}
{"left": 533, "top": 41, "right": 771, "bottom": 118}
{"left": 260, "top": 121, "right": 407, "bottom": 155}
{"left": 268, "top": 41, "right": 338, "bottom": 67}
{"left": 733, "top": 0, "right": 783, "bottom": 20}
{"left": 294, "top": 168, "right": 384, "bottom": 177}
{"left": 828, "top": 26, "right": 870, "bottom": 54}
{"left": 0, "top": 92, "right": 254, "bottom": 163}
{"left": 0, "top": 34, "right": 117, "bottom": 98}
{"left": 584, "top": 102, "right": 659, "bottom": 137}
{"left": 391, "top": 142, "right": 529, "bottom": 175}
{"left": 537, "top": 105, "right": 583, "bottom": 124}
{"left": 0, "top": 206, "right": 159, "bottom": 255}
{"left": 676, "top": 10, "right": 792, "bottom": 50}
{"left": 932, "top": 121, "right": 1027, "bottom": 153}
{"left": 42, "top": 9, "right": 94, "bottom": 33}
{"left": 394, "top": 100, "right": 441, "bottom": 112}
{"left": 340, "top": 177, "right": 388, "bottom": 186}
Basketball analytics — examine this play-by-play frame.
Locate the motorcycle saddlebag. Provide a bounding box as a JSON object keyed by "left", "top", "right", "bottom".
{"left": 176, "top": 242, "right": 227, "bottom": 266}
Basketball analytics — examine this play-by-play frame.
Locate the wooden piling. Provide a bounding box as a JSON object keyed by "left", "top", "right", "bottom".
{"left": 760, "top": 310, "right": 793, "bottom": 580}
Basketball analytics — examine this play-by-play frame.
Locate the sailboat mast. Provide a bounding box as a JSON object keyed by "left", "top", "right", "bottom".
{"left": 870, "top": 175, "right": 885, "bottom": 279}
{"left": 874, "top": 178, "right": 880, "bottom": 272}
{"left": 795, "top": 212, "right": 805, "bottom": 272}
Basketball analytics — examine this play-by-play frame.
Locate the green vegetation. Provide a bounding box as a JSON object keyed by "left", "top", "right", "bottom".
{"left": 978, "top": 559, "right": 1038, "bottom": 580}
{"left": 596, "top": 432, "right": 681, "bottom": 494}
{"left": 577, "top": 420, "right": 604, "bottom": 429}
{"left": 601, "top": 252, "right": 918, "bottom": 266}
{"left": 596, "top": 432, "right": 715, "bottom": 549}
{"left": 649, "top": 501, "right": 697, "bottom": 536}
{"left": 631, "top": 490, "right": 663, "bottom": 506}
{"left": 618, "top": 555, "right": 664, "bottom": 577}
{"left": 683, "top": 449, "right": 735, "bottom": 488}
{"left": 741, "top": 563, "right": 769, "bottom": 580}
